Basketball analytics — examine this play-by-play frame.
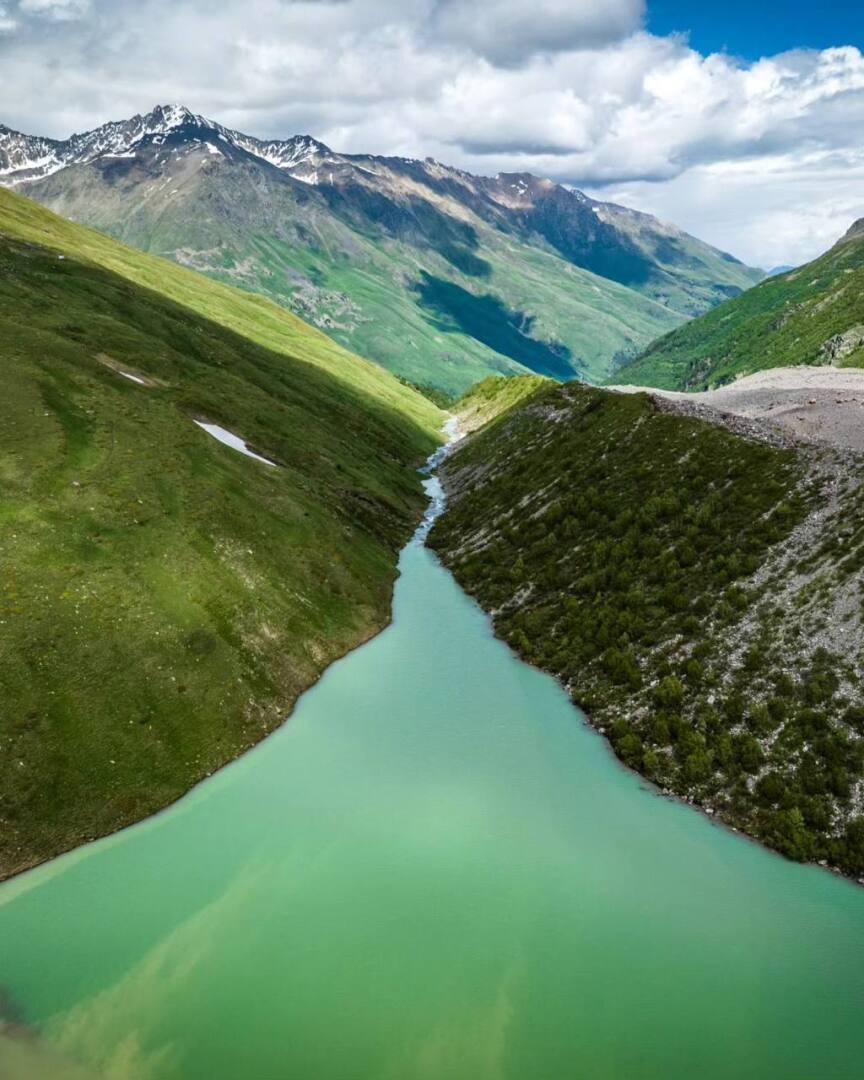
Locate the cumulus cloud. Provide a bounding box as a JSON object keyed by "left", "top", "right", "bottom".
{"left": 0, "top": 0, "right": 862, "bottom": 266}
{"left": 429, "top": 0, "right": 644, "bottom": 66}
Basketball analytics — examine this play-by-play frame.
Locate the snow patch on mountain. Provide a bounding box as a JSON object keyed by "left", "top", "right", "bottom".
{"left": 232, "top": 133, "right": 327, "bottom": 171}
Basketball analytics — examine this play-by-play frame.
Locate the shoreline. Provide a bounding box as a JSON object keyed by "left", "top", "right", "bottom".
{"left": 0, "top": 573, "right": 404, "bottom": 887}
{"left": 0, "top": 436, "right": 448, "bottom": 887}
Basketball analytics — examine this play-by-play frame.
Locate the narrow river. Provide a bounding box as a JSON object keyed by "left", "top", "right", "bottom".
{"left": 1, "top": 459, "right": 863, "bottom": 1079}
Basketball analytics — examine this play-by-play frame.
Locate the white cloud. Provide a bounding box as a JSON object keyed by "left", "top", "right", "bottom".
{"left": 0, "top": 0, "right": 861, "bottom": 266}
{"left": 19, "top": 0, "right": 90, "bottom": 18}
{"left": 590, "top": 149, "right": 864, "bottom": 270}
{"left": 0, "top": 4, "right": 17, "bottom": 31}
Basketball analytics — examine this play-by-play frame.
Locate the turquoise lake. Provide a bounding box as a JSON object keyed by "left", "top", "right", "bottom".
{"left": 0, "top": 477, "right": 863, "bottom": 1079}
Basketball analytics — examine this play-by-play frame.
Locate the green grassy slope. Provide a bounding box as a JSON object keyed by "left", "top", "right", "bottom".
{"left": 0, "top": 186, "right": 441, "bottom": 435}
{"left": 453, "top": 374, "right": 550, "bottom": 431}
{"left": 0, "top": 186, "right": 442, "bottom": 879}
{"left": 618, "top": 225, "right": 864, "bottom": 389}
{"left": 431, "top": 384, "right": 864, "bottom": 875}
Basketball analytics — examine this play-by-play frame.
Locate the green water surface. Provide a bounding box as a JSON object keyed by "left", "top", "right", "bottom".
{"left": 1, "top": 484, "right": 863, "bottom": 1079}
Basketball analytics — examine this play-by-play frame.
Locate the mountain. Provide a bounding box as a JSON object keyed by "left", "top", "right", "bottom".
{"left": 617, "top": 220, "right": 864, "bottom": 390}
{"left": 430, "top": 379, "right": 864, "bottom": 876}
{"left": 0, "top": 184, "right": 442, "bottom": 880}
{"left": 0, "top": 104, "right": 328, "bottom": 184}
{"left": 843, "top": 218, "right": 864, "bottom": 244}
{"left": 0, "top": 105, "right": 762, "bottom": 394}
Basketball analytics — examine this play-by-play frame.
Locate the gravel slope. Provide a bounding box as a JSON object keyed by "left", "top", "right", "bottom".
{"left": 611, "top": 366, "right": 864, "bottom": 452}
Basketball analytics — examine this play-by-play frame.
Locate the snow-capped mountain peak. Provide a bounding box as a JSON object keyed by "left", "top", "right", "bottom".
{"left": 148, "top": 104, "right": 199, "bottom": 130}
{"left": 0, "top": 104, "right": 205, "bottom": 184}
{"left": 231, "top": 132, "right": 329, "bottom": 171}
{"left": 0, "top": 106, "right": 338, "bottom": 185}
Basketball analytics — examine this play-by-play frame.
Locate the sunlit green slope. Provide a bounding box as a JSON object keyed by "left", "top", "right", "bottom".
{"left": 452, "top": 374, "right": 551, "bottom": 431}
{"left": 619, "top": 221, "right": 864, "bottom": 389}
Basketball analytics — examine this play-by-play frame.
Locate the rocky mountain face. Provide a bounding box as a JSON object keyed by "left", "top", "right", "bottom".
{"left": 0, "top": 105, "right": 325, "bottom": 183}
{"left": 1, "top": 105, "right": 763, "bottom": 393}
{"left": 619, "top": 220, "right": 864, "bottom": 390}
{"left": 841, "top": 218, "right": 864, "bottom": 245}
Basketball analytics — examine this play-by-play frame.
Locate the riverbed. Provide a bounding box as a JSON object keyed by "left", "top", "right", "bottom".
{"left": 0, "top": 474, "right": 863, "bottom": 1079}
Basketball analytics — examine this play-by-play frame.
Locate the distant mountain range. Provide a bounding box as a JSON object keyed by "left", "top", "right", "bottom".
{"left": 619, "top": 218, "right": 864, "bottom": 390}
{"left": 0, "top": 104, "right": 763, "bottom": 393}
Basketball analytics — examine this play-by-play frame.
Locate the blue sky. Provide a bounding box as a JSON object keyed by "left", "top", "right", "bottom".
{"left": 648, "top": 0, "right": 863, "bottom": 58}
{"left": 1, "top": 0, "right": 863, "bottom": 267}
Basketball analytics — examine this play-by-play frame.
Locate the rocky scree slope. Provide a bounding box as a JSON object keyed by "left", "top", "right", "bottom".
{"left": 1, "top": 105, "right": 761, "bottom": 394}
{"left": 430, "top": 380, "right": 864, "bottom": 878}
{"left": 0, "top": 186, "right": 442, "bottom": 880}
{"left": 619, "top": 219, "right": 864, "bottom": 390}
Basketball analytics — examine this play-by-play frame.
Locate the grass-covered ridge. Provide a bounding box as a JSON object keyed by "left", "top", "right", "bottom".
{"left": 453, "top": 374, "right": 550, "bottom": 432}
{"left": 618, "top": 225, "right": 864, "bottom": 390}
{"left": 0, "top": 187, "right": 441, "bottom": 437}
{"left": 0, "top": 186, "right": 442, "bottom": 879}
{"left": 431, "top": 383, "right": 864, "bottom": 876}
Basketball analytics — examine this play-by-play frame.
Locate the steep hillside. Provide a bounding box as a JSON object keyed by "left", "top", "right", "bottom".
{"left": 431, "top": 382, "right": 864, "bottom": 877}
{"left": 0, "top": 186, "right": 442, "bottom": 879}
{"left": 619, "top": 221, "right": 864, "bottom": 390}
{"left": 1, "top": 106, "right": 761, "bottom": 393}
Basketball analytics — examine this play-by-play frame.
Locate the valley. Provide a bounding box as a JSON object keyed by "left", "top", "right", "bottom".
{"left": 2, "top": 4, "right": 864, "bottom": 1076}
{"left": 4, "top": 105, "right": 864, "bottom": 895}
{"left": 1, "top": 105, "right": 762, "bottom": 394}
{"left": 4, "top": 140, "right": 864, "bottom": 887}
{"left": 0, "top": 427, "right": 862, "bottom": 1080}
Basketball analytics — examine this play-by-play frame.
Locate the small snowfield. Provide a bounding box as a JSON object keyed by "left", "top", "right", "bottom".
{"left": 194, "top": 421, "right": 279, "bottom": 467}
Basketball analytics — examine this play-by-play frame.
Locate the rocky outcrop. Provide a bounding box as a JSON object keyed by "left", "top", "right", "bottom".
{"left": 821, "top": 325, "right": 864, "bottom": 363}
{"left": 839, "top": 218, "right": 864, "bottom": 245}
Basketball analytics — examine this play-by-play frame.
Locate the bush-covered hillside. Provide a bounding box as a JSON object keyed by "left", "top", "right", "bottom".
{"left": 0, "top": 187, "right": 442, "bottom": 879}
{"left": 431, "top": 383, "right": 864, "bottom": 876}
{"left": 618, "top": 223, "right": 864, "bottom": 390}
